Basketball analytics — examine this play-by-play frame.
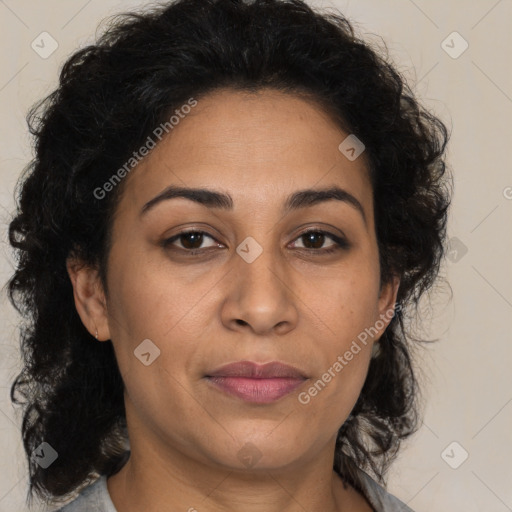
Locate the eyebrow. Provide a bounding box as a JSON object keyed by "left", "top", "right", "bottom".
{"left": 140, "top": 184, "right": 367, "bottom": 225}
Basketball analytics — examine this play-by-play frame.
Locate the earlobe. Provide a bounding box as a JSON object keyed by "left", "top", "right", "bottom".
{"left": 371, "top": 275, "right": 400, "bottom": 354}
{"left": 377, "top": 274, "right": 400, "bottom": 326}
{"left": 66, "top": 257, "right": 110, "bottom": 341}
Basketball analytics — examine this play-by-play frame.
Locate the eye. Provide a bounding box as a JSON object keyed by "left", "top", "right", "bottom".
{"left": 161, "top": 228, "right": 349, "bottom": 256}
{"left": 161, "top": 230, "right": 221, "bottom": 253}
{"left": 290, "top": 229, "right": 349, "bottom": 254}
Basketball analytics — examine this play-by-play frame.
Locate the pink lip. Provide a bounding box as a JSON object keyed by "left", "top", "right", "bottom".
{"left": 206, "top": 376, "right": 305, "bottom": 403}
{"left": 205, "top": 361, "right": 308, "bottom": 403}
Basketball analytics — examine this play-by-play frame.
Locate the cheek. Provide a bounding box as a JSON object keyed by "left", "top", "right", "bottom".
{"left": 106, "top": 243, "right": 203, "bottom": 336}
{"left": 321, "top": 273, "right": 381, "bottom": 338}
{"left": 299, "top": 334, "right": 372, "bottom": 437}
{"left": 104, "top": 261, "right": 209, "bottom": 428}
{"left": 104, "top": 247, "right": 223, "bottom": 382}
{"left": 299, "top": 273, "right": 380, "bottom": 410}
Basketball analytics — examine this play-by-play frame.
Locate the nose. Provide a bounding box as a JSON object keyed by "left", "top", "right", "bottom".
{"left": 220, "top": 240, "right": 299, "bottom": 336}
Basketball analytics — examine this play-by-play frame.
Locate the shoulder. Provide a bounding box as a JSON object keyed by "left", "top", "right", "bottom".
{"left": 51, "top": 469, "right": 412, "bottom": 512}
{"left": 355, "top": 468, "right": 415, "bottom": 512}
{"left": 53, "top": 475, "right": 117, "bottom": 512}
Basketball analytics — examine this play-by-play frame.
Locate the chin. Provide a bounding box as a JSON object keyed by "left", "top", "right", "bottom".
{"left": 204, "top": 433, "right": 310, "bottom": 473}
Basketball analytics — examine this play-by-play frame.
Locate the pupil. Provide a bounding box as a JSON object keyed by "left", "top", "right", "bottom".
{"left": 182, "top": 232, "right": 203, "bottom": 249}
{"left": 304, "top": 232, "right": 324, "bottom": 249}
{"left": 179, "top": 232, "right": 325, "bottom": 250}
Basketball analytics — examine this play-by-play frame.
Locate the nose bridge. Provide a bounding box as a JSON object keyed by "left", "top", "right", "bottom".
{"left": 224, "top": 232, "right": 297, "bottom": 333}
{"left": 236, "top": 233, "right": 285, "bottom": 299}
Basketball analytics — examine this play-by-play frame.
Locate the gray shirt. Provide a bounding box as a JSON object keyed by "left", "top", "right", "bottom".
{"left": 54, "top": 471, "right": 414, "bottom": 511}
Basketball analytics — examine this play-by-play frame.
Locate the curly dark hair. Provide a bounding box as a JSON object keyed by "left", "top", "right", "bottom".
{"left": 7, "top": 0, "right": 452, "bottom": 507}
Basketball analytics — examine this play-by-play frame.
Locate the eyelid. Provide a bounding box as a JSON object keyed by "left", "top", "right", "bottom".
{"left": 291, "top": 227, "right": 350, "bottom": 250}
{"left": 161, "top": 226, "right": 350, "bottom": 254}
{"left": 162, "top": 229, "right": 221, "bottom": 251}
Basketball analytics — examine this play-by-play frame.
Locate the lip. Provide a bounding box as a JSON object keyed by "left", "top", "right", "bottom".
{"left": 207, "top": 361, "right": 308, "bottom": 379}
{"left": 205, "top": 361, "right": 308, "bottom": 404}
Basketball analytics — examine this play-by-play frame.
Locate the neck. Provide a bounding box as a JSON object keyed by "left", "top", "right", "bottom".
{"left": 106, "top": 442, "right": 370, "bottom": 512}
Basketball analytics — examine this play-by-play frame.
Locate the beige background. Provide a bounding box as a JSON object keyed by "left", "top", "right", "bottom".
{"left": 1, "top": 1, "right": 511, "bottom": 511}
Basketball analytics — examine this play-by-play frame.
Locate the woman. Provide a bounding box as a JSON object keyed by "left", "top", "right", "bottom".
{"left": 8, "top": 0, "right": 451, "bottom": 510}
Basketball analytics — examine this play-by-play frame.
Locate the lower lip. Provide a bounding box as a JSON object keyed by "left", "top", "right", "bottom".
{"left": 205, "top": 376, "right": 306, "bottom": 403}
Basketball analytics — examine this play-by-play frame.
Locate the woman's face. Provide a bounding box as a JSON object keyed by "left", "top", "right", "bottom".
{"left": 88, "top": 88, "right": 398, "bottom": 472}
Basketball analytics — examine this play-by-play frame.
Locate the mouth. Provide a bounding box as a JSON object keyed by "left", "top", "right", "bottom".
{"left": 205, "top": 361, "right": 308, "bottom": 404}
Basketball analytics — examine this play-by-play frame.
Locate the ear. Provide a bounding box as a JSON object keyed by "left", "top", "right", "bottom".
{"left": 374, "top": 274, "right": 400, "bottom": 338}
{"left": 66, "top": 257, "right": 111, "bottom": 341}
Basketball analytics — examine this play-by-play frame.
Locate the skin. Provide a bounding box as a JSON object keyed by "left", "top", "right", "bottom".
{"left": 67, "top": 88, "right": 399, "bottom": 512}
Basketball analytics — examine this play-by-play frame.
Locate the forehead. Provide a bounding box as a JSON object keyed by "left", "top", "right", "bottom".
{"left": 117, "top": 88, "right": 373, "bottom": 219}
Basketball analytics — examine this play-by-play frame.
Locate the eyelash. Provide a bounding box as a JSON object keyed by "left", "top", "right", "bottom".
{"left": 161, "top": 228, "right": 350, "bottom": 256}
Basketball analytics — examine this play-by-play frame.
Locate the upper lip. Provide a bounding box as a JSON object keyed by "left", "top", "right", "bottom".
{"left": 206, "top": 361, "right": 308, "bottom": 379}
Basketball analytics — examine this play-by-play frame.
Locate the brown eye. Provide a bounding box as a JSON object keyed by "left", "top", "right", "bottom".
{"left": 301, "top": 231, "right": 326, "bottom": 249}
{"left": 292, "top": 229, "right": 349, "bottom": 253}
{"left": 161, "top": 230, "right": 220, "bottom": 252}
{"left": 179, "top": 231, "right": 205, "bottom": 249}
